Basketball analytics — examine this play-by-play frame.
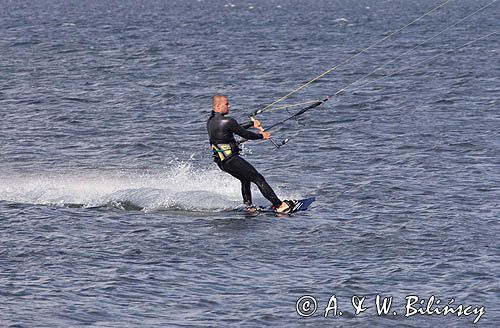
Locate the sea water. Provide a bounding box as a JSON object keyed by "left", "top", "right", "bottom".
{"left": 1, "top": 0, "right": 499, "bottom": 326}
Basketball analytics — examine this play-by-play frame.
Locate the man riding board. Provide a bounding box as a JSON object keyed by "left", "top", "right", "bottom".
{"left": 207, "top": 94, "right": 297, "bottom": 213}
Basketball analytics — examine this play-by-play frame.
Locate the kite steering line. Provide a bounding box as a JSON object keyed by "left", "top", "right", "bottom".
{"left": 240, "top": 0, "right": 498, "bottom": 149}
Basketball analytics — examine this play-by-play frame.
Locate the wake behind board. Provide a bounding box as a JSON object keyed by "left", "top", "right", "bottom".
{"left": 245, "top": 197, "right": 316, "bottom": 214}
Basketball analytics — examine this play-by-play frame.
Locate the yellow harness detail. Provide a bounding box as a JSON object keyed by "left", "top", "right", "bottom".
{"left": 211, "top": 143, "right": 233, "bottom": 162}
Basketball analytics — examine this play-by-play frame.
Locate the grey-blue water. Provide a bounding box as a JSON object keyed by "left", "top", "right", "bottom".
{"left": 1, "top": 0, "right": 499, "bottom": 327}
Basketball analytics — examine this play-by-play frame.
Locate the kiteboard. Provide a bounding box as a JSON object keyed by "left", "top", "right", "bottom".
{"left": 244, "top": 197, "right": 316, "bottom": 214}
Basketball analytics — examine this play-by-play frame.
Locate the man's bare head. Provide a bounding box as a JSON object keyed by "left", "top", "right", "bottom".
{"left": 213, "top": 94, "right": 230, "bottom": 114}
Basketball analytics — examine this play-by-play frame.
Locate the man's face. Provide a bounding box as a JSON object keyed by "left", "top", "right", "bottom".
{"left": 219, "top": 97, "right": 230, "bottom": 114}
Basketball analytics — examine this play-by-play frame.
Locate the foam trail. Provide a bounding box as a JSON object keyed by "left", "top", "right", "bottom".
{"left": 0, "top": 164, "right": 240, "bottom": 211}
{"left": 0, "top": 164, "right": 292, "bottom": 212}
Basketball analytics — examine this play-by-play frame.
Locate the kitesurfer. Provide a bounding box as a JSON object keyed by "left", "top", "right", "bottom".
{"left": 207, "top": 94, "right": 296, "bottom": 213}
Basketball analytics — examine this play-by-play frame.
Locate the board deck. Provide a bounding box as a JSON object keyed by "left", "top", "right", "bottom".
{"left": 244, "top": 197, "right": 316, "bottom": 214}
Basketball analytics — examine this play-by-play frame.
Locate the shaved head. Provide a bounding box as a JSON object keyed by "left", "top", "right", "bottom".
{"left": 212, "top": 94, "right": 230, "bottom": 114}
{"left": 212, "top": 94, "right": 226, "bottom": 107}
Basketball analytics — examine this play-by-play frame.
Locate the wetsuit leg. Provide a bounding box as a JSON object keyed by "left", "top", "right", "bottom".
{"left": 217, "top": 161, "right": 252, "bottom": 205}
{"left": 221, "top": 156, "right": 282, "bottom": 207}
{"left": 241, "top": 180, "right": 252, "bottom": 206}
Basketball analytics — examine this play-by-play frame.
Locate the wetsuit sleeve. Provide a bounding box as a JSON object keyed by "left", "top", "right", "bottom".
{"left": 240, "top": 121, "right": 253, "bottom": 129}
{"left": 227, "top": 117, "right": 263, "bottom": 140}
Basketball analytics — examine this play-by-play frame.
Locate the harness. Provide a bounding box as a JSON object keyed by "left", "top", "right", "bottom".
{"left": 208, "top": 112, "right": 240, "bottom": 163}
{"left": 210, "top": 142, "right": 235, "bottom": 162}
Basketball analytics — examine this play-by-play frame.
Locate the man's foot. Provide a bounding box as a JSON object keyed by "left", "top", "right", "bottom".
{"left": 244, "top": 205, "right": 259, "bottom": 213}
{"left": 275, "top": 200, "right": 298, "bottom": 213}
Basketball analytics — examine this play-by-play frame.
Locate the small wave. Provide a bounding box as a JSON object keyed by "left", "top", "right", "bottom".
{"left": 0, "top": 164, "right": 290, "bottom": 212}
{"left": 61, "top": 97, "right": 99, "bottom": 103}
{"left": 333, "top": 18, "right": 350, "bottom": 26}
{"left": 334, "top": 18, "right": 349, "bottom": 23}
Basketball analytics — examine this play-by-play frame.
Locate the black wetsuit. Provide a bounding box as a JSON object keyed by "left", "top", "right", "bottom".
{"left": 207, "top": 111, "right": 282, "bottom": 207}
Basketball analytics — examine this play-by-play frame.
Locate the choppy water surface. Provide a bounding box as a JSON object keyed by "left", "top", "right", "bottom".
{"left": 1, "top": 0, "right": 499, "bottom": 327}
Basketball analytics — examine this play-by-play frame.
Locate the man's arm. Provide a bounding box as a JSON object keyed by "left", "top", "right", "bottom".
{"left": 241, "top": 118, "right": 263, "bottom": 129}
{"left": 226, "top": 117, "right": 263, "bottom": 140}
{"left": 240, "top": 120, "right": 253, "bottom": 129}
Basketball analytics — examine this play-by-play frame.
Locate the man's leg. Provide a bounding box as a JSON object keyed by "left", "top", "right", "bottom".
{"left": 219, "top": 160, "right": 253, "bottom": 205}
{"left": 241, "top": 179, "right": 252, "bottom": 206}
{"left": 229, "top": 171, "right": 253, "bottom": 206}
{"left": 222, "top": 156, "right": 281, "bottom": 207}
